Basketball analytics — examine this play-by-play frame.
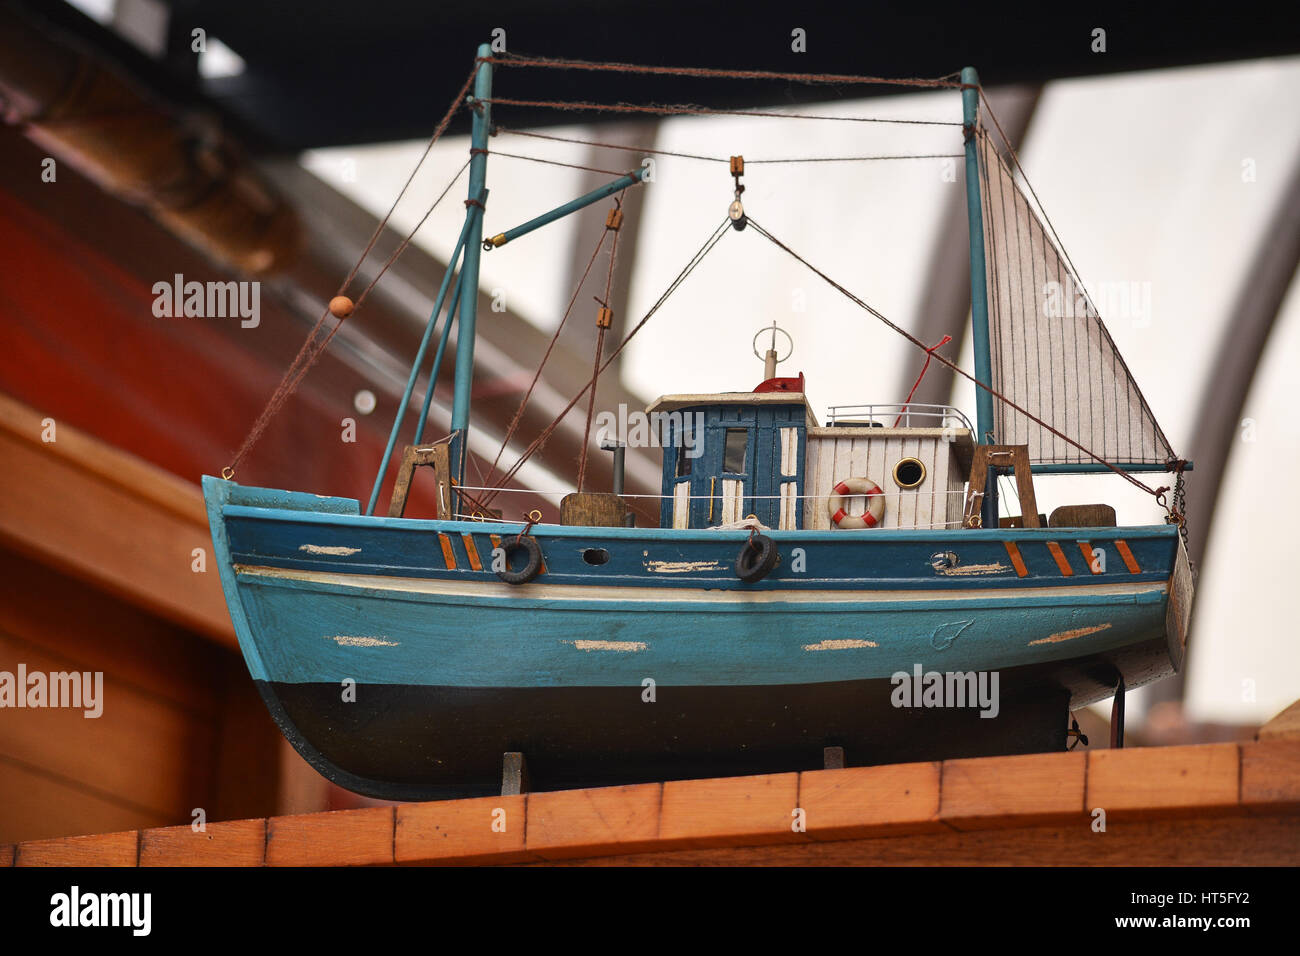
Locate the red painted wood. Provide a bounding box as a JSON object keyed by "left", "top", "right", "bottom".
{"left": 0, "top": 132, "right": 430, "bottom": 510}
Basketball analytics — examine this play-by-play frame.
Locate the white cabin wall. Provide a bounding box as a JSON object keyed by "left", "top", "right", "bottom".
{"left": 943, "top": 442, "right": 966, "bottom": 527}
{"left": 803, "top": 428, "right": 971, "bottom": 530}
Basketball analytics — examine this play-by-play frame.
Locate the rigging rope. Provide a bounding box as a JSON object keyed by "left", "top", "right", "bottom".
{"left": 482, "top": 218, "right": 732, "bottom": 505}
{"left": 226, "top": 159, "right": 470, "bottom": 480}
{"left": 481, "top": 96, "right": 960, "bottom": 126}
{"left": 493, "top": 127, "right": 960, "bottom": 165}
{"left": 222, "top": 61, "right": 482, "bottom": 479}
{"left": 496, "top": 127, "right": 720, "bottom": 163}
{"left": 576, "top": 199, "right": 624, "bottom": 492}
{"left": 482, "top": 221, "right": 613, "bottom": 488}
{"left": 484, "top": 150, "right": 631, "bottom": 177}
{"left": 743, "top": 217, "right": 1170, "bottom": 502}
{"left": 483, "top": 52, "right": 963, "bottom": 90}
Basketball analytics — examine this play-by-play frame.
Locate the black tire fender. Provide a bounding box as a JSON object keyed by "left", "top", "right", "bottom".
{"left": 735, "top": 534, "right": 779, "bottom": 583}
{"left": 495, "top": 536, "right": 543, "bottom": 584}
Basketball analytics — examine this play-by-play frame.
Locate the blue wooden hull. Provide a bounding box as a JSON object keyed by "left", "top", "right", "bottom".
{"left": 203, "top": 476, "right": 1190, "bottom": 798}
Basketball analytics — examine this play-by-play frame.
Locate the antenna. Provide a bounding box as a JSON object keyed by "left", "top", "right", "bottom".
{"left": 752, "top": 321, "right": 793, "bottom": 380}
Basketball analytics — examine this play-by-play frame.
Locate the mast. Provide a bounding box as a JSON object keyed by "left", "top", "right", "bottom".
{"left": 961, "top": 66, "right": 998, "bottom": 527}
{"left": 450, "top": 43, "right": 493, "bottom": 497}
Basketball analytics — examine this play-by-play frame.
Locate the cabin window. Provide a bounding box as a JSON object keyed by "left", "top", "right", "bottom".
{"left": 675, "top": 423, "right": 693, "bottom": 477}
{"left": 893, "top": 457, "right": 926, "bottom": 488}
{"left": 722, "top": 428, "right": 748, "bottom": 474}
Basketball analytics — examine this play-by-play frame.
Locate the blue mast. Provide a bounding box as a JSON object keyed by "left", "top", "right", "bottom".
{"left": 449, "top": 43, "right": 494, "bottom": 502}
{"left": 961, "top": 66, "right": 998, "bottom": 527}
{"left": 364, "top": 213, "right": 475, "bottom": 516}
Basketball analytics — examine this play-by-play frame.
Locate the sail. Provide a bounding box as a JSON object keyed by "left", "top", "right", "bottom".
{"left": 974, "top": 127, "right": 1177, "bottom": 467}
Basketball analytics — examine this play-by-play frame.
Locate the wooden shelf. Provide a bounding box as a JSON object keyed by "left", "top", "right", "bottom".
{"left": 0, "top": 392, "right": 235, "bottom": 647}
{"left": 6, "top": 739, "right": 1298, "bottom": 866}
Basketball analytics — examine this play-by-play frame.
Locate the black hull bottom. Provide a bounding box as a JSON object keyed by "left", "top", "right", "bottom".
{"left": 258, "top": 637, "right": 1172, "bottom": 801}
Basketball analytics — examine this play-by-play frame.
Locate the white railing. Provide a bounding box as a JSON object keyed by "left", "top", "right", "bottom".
{"left": 455, "top": 486, "right": 969, "bottom": 504}
{"left": 450, "top": 486, "right": 970, "bottom": 529}
{"left": 825, "top": 403, "right": 973, "bottom": 431}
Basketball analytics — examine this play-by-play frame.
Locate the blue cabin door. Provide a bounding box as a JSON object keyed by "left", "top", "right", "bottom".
{"left": 690, "top": 424, "right": 753, "bottom": 526}
{"left": 659, "top": 406, "right": 803, "bottom": 529}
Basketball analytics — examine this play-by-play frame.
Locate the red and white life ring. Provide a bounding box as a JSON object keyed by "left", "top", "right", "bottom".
{"left": 827, "top": 477, "right": 886, "bottom": 529}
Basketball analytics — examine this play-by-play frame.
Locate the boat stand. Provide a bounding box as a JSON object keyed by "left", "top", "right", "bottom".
{"left": 1110, "top": 679, "right": 1126, "bottom": 748}
{"left": 502, "top": 751, "right": 531, "bottom": 796}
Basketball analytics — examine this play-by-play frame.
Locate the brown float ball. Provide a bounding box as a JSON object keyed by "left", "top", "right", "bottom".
{"left": 329, "top": 295, "right": 355, "bottom": 318}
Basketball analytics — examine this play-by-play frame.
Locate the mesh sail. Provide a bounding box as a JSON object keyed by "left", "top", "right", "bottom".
{"left": 975, "top": 126, "right": 1176, "bottom": 466}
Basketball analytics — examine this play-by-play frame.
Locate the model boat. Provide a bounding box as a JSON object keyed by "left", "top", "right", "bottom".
{"left": 204, "top": 47, "right": 1194, "bottom": 799}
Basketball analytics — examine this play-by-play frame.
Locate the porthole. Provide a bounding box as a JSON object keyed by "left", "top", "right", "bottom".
{"left": 582, "top": 548, "right": 611, "bottom": 566}
{"left": 893, "top": 457, "right": 926, "bottom": 489}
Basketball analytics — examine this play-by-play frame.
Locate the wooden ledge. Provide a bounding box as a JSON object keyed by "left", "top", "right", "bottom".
{"left": 6, "top": 739, "right": 1298, "bottom": 866}
{"left": 0, "top": 391, "right": 234, "bottom": 646}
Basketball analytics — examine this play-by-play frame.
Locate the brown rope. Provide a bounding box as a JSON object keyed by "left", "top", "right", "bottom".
{"left": 482, "top": 226, "right": 612, "bottom": 488}
{"left": 485, "top": 150, "right": 630, "bottom": 177}
{"left": 482, "top": 218, "right": 731, "bottom": 504}
{"left": 576, "top": 322, "right": 609, "bottom": 493}
{"left": 496, "top": 127, "right": 722, "bottom": 163}
{"left": 448, "top": 476, "right": 496, "bottom": 517}
{"left": 351, "top": 159, "right": 471, "bottom": 318}
{"left": 483, "top": 96, "right": 961, "bottom": 126}
{"left": 222, "top": 62, "right": 481, "bottom": 479}
{"left": 484, "top": 52, "right": 962, "bottom": 90}
{"left": 493, "top": 127, "right": 959, "bottom": 165}
{"left": 576, "top": 201, "right": 623, "bottom": 491}
{"left": 744, "top": 217, "right": 1167, "bottom": 500}
{"left": 227, "top": 158, "right": 469, "bottom": 479}
{"left": 751, "top": 155, "right": 962, "bottom": 164}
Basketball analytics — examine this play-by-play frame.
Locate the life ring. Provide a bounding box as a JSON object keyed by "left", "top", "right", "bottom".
{"left": 495, "top": 536, "right": 543, "bottom": 584}
{"left": 827, "top": 477, "right": 885, "bottom": 529}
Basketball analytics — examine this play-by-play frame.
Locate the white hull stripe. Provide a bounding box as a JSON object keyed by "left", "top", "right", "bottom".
{"left": 233, "top": 564, "right": 1168, "bottom": 606}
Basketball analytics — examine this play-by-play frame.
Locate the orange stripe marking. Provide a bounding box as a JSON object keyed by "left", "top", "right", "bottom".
{"left": 1045, "top": 541, "right": 1074, "bottom": 576}
{"left": 438, "top": 533, "right": 457, "bottom": 570}
{"left": 1114, "top": 539, "right": 1141, "bottom": 574}
{"left": 462, "top": 534, "right": 482, "bottom": 571}
{"left": 1077, "top": 540, "right": 1101, "bottom": 574}
{"left": 1003, "top": 541, "right": 1029, "bottom": 577}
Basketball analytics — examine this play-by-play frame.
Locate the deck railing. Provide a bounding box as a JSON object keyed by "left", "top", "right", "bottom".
{"left": 825, "top": 403, "right": 973, "bottom": 431}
